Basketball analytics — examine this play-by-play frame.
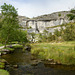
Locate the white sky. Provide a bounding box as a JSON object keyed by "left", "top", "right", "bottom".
{"left": 0, "top": 0, "right": 75, "bottom": 18}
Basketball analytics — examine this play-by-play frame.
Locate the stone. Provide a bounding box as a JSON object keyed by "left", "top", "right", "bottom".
{"left": 0, "top": 53, "right": 2, "bottom": 56}
{"left": 1, "top": 49, "right": 9, "bottom": 52}
{"left": 7, "top": 45, "right": 13, "bottom": 48}
{"left": 31, "top": 59, "right": 42, "bottom": 66}
{"left": 6, "top": 65, "right": 10, "bottom": 68}
{"left": 48, "top": 59, "right": 54, "bottom": 62}
{"left": 13, "top": 65, "right": 18, "bottom": 68}
{"left": 2, "top": 52, "right": 7, "bottom": 55}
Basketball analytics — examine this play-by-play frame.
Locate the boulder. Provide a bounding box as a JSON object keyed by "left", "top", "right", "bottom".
{"left": 25, "top": 45, "right": 31, "bottom": 51}
{"left": 13, "top": 65, "right": 18, "bottom": 68}
{"left": 2, "top": 52, "right": 7, "bottom": 55}
{"left": 48, "top": 59, "right": 54, "bottom": 62}
{"left": 31, "top": 59, "right": 42, "bottom": 66}
{"left": 7, "top": 45, "right": 13, "bottom": 48}
{"left": 1, "top": 49, "right": 9, "bottom": 52}
{"left": 6, "top": 65, "right": 10, "bottom": 68}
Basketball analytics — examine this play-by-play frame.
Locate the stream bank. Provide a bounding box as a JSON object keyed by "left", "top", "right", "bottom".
{"left": 1, "top": 48, "right": 75, "bottom": 75}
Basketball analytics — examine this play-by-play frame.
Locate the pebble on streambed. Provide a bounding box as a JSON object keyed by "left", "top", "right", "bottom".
{"left": 13, "top": 65, "right": 18, "bottom": 68}
{"left": 6, "top": 64, "right": 18, "bottom": 69}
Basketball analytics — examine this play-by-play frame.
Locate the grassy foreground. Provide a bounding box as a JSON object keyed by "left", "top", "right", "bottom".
{"left": 31, "top": 41, "right": 75, "bottom": 65}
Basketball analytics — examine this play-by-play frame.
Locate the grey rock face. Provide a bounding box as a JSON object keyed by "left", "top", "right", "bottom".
{"left": 18, "top": 11, "right": 72, "bottom": 34}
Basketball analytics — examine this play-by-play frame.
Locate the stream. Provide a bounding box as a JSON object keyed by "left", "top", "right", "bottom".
{"left": 1, "top": 48, "right": 75, "bottom": 75}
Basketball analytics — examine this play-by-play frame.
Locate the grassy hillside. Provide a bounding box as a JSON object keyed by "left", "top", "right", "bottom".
{"left": 31, "top": 41, "right": 75, "bottom": 65}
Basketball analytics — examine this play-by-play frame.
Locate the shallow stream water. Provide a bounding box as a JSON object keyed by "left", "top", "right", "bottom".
{"left": 2, "top": 49, "right": 75, "bottom": 75}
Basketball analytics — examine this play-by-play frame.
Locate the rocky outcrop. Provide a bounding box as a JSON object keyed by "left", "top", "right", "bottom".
{"left": 17, "top": 11, "right": 74, "bottom": 42}
{"left": 19, "top": 11, "right": 73, "bottom": 34}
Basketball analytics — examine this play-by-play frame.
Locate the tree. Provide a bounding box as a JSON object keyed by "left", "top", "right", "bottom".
{"left": 30, "top": 32, "right": 35, "bottom": 42}
{"left": 48, "top": 33, "right": 53, "bottom": 41}
{"left": 58, "top": 13, "right": 61, "bottom": 17}
{"left": 54, "top": 29, "right": 61, "bottom": 37}
{"left": 0, "top": 22, "right": 2, "bottom": 29}
{"left": 63, "top": 24, "right": 75, "bottom": 41}
{"left": 48, "top": 33, "right": 56, "bottom": 41}
{"left": 0, "top": 3, "right": 19, "bottom": 47}
{"left": 43, "top": 29, "right": 48, "bottom": 42}
{"left": 38, "top": 33, "right": 43, "bottom": 42}
{"left": 54, "top": 29, "right": 62, "bottom": 41}
{"left": 65, "top": 8, "right": 75, "bottom": 41}
{"left": 17, "top": 30, "right": 28, "bottom": 45}
{"left": 0, "top": 18, "right": 2, "bottom": 29}
{"left": 67, "top": 8, "right": 75, "bottom": 21}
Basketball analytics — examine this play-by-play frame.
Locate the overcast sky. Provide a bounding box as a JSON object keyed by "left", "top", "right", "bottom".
{"left": 0, "top": 0, "right": 75, "bottom": 18}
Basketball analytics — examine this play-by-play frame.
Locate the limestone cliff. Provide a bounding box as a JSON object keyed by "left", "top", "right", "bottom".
{"left": 21, "top": 11, "right": 72, "bottom": 33}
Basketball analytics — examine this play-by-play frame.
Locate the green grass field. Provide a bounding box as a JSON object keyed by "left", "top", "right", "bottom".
{"left": 31, "top": 41, "right": 75, "bottom": 65}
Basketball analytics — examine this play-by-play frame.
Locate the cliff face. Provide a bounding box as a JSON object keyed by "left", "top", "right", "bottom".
{"left": 18, "top": 16, "right": 29, "bottom": 28}
{"left": 19, "top": 11, "right": 72, "bottom": 33}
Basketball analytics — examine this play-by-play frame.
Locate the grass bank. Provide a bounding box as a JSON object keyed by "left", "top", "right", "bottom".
{"left": 31, "top": 41, "right": 75, "bottom": 65}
